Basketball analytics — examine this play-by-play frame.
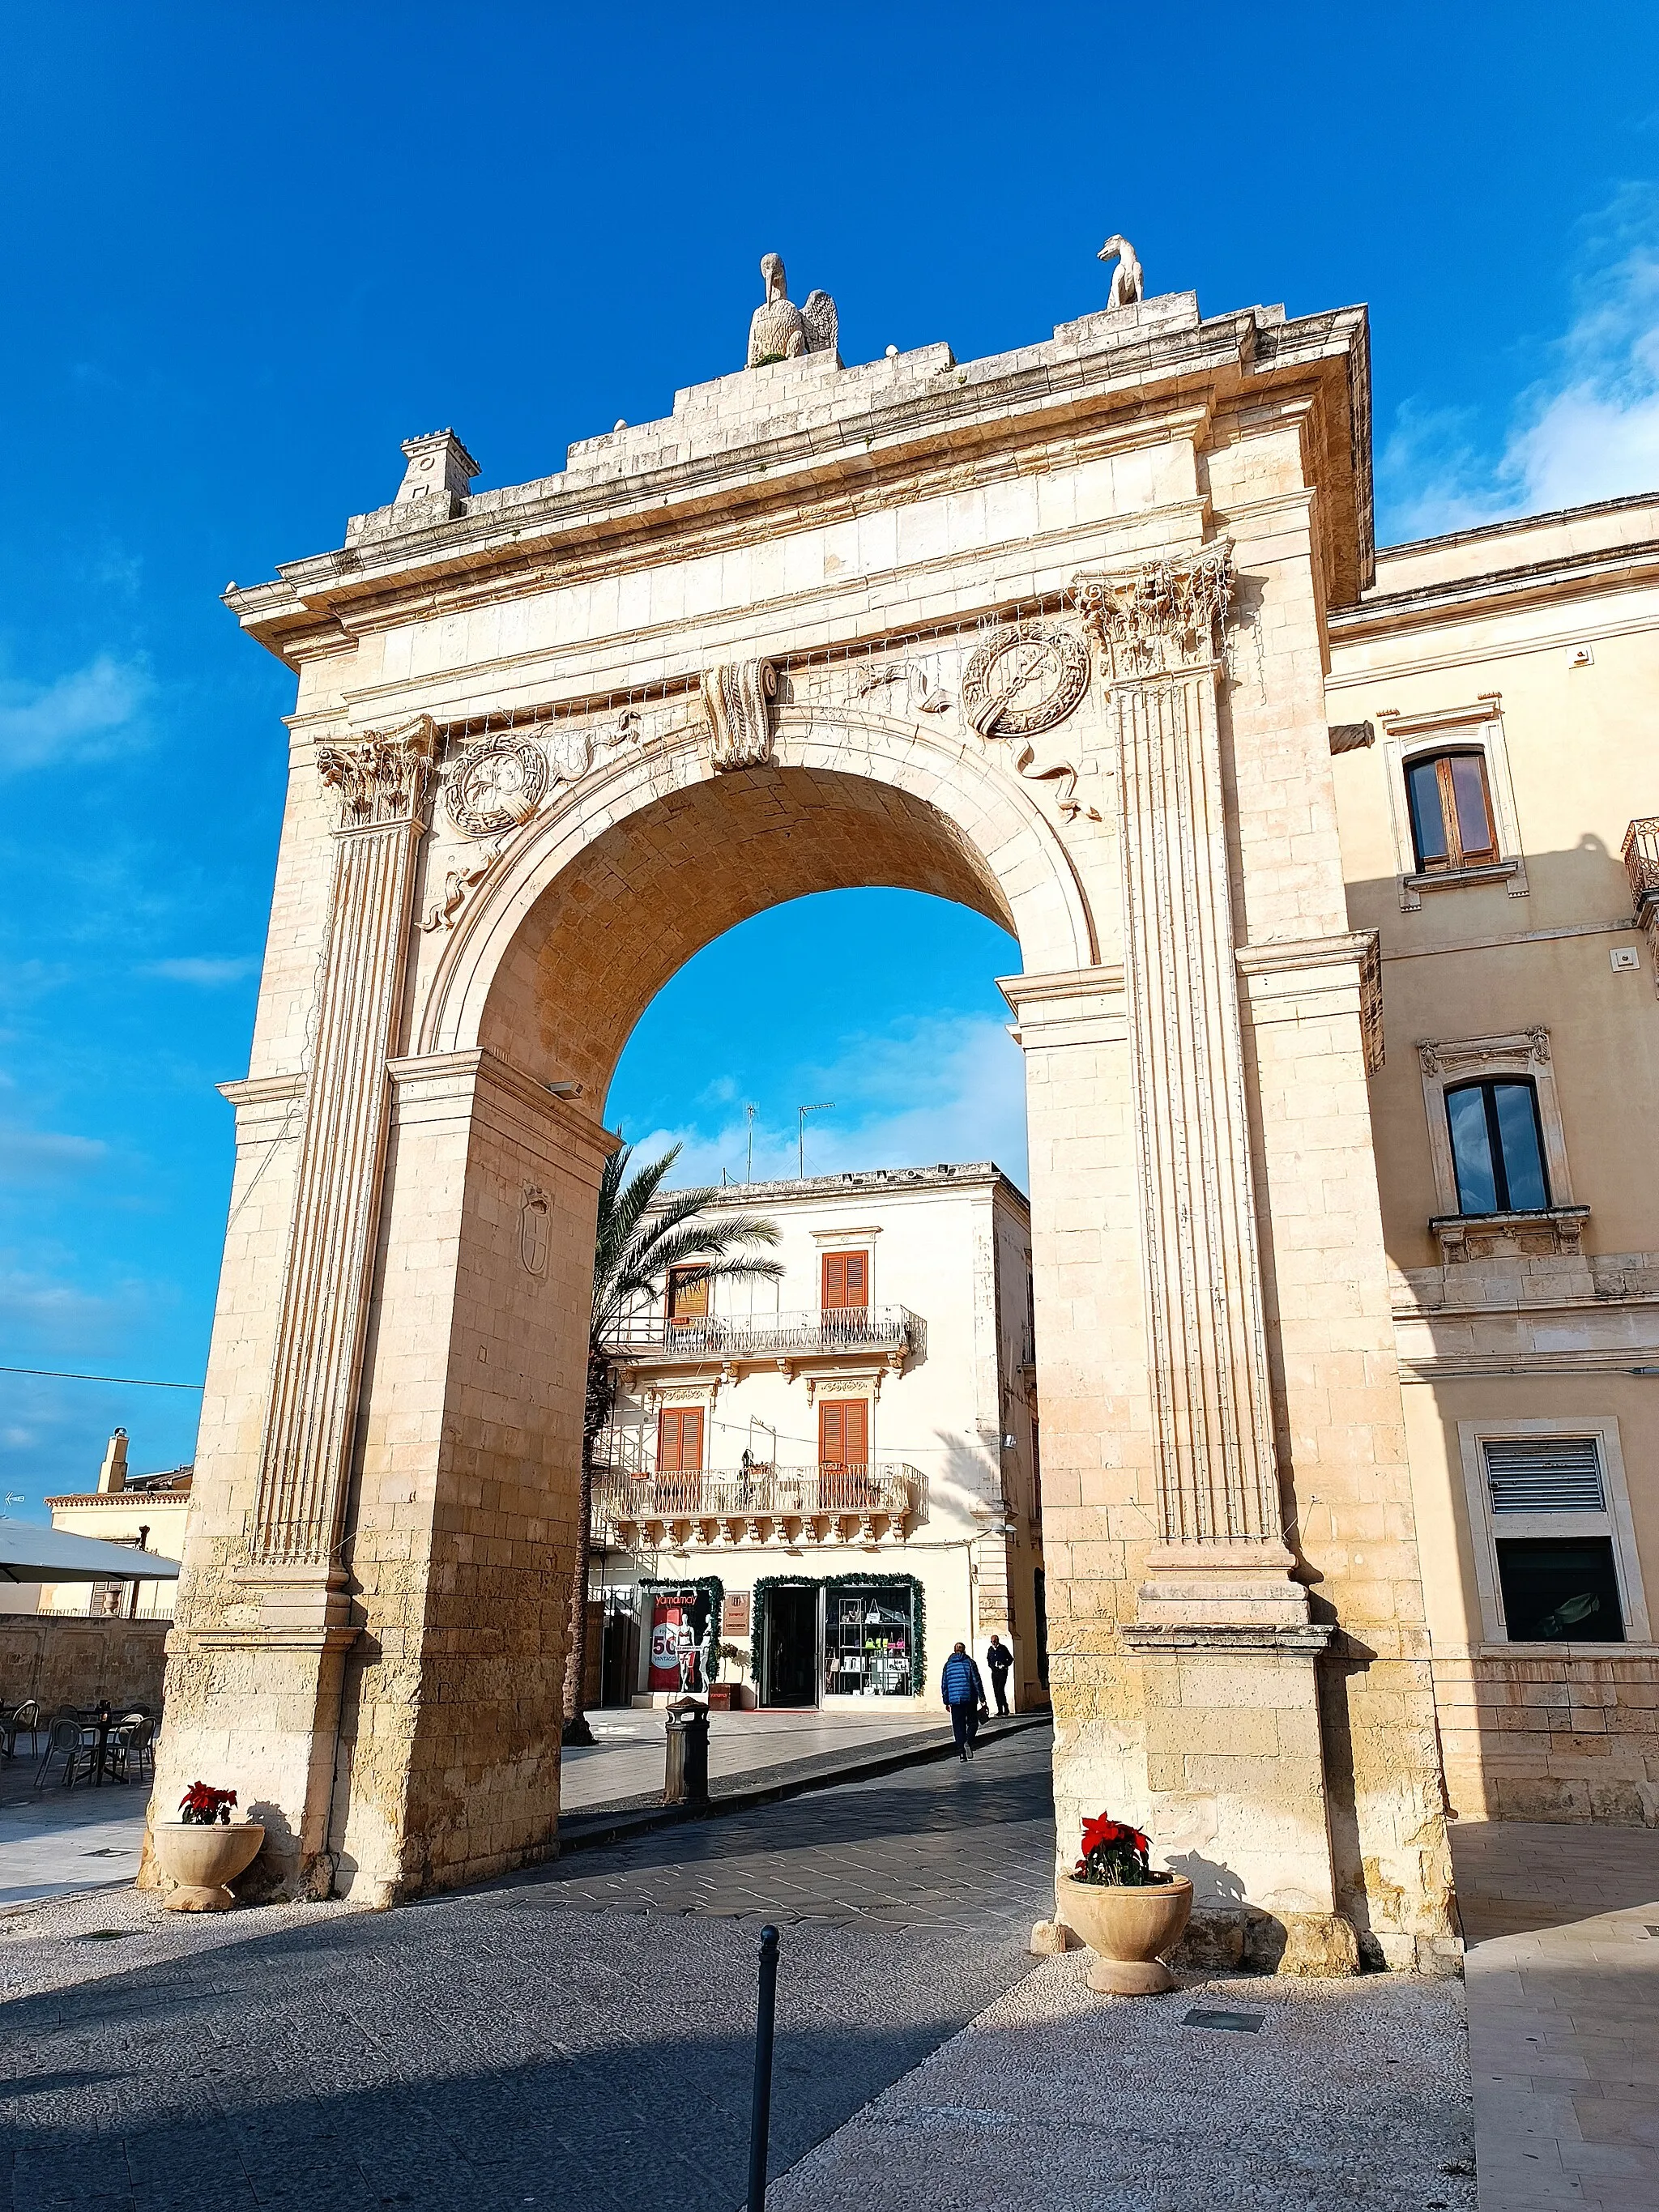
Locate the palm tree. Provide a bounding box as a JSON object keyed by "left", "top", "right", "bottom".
{"left": 562, "top": 1141, "right": 783, "bottom": 1745}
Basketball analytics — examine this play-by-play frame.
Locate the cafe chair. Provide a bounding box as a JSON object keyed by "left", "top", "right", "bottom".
{"left": 33, "top": 1716, "right": 96, "bottom": 1790}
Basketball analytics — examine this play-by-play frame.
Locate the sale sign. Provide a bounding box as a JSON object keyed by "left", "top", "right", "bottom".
{"left": 650, "top": 1597, "right": 692, "bottom": 1691}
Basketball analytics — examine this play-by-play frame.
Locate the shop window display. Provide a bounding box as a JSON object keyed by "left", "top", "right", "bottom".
{"left": 825, "top": 1588, "right": 915, "bottom": 1697}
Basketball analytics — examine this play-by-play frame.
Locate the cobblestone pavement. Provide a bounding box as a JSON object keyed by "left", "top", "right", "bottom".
{"left": 1450, "top": 1818, "right": 1659, "bottom": 2212}
{"left": 0, "top": 1725, "right": 1057, "bottom": 2212}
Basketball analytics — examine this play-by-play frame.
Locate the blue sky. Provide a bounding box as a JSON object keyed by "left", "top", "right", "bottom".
{"left": 2, "top": 1, "right": 1657, "bottom": 1507}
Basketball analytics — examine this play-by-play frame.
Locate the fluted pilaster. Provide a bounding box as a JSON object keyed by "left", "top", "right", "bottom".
{"left": 249, "top": 718, "right": 436, "bottom": 1571}
{"left": 1077, "top": 546, "right": 1291, "bottom": 1583}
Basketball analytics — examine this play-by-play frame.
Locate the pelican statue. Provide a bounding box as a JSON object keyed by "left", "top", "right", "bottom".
{"left": 747, "top": 254, "right": 838, "bottom": 369}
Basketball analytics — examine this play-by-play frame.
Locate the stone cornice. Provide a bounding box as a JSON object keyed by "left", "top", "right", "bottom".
{"left": 386, "top": 1047, "right": 620, "bottom": 1168}
{"left": 224, "top": 301, "right": 1372, "bottom": 668}
{"left": 220, "top": 1072, "right": 306, "bottom": 1109}
{"left": 1330, "top": 537, "right": 1659, "bottom": 641}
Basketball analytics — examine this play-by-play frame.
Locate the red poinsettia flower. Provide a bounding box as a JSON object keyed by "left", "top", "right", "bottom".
{"left": 178, "top": 1781, "right": 239, "bottom": 1826}
{"left": 1080, "top": 1811, "right": 1149, "bottom": 1859}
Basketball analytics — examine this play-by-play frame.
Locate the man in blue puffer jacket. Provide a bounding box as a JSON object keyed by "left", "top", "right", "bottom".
{"left": 940, "top": 1641, "right": 988, "bottom": 1761}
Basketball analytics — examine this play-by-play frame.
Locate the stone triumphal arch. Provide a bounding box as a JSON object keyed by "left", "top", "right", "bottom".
{"left": 159, "top": 266, "right": 1455, "bottom": 1963}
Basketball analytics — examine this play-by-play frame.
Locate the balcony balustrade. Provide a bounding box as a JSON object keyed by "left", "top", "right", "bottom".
{"left": 595, "top": 1461, "right": 921, "bottom": 1548}
{"left": 1625, "top": 817, "right": 1659, "bottom": 999}
{"left": 600, "top": 1303, "right": 920, "bottom": 1370}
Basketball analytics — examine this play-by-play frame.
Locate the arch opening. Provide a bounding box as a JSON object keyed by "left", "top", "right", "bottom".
{"left": 474, "top": 764, "right": 1025, "bottom": 1112}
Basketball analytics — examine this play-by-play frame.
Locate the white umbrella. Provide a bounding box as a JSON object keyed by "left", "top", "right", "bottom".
{"left": 0, "top": 1517, "right": 181, "bottom": 1585}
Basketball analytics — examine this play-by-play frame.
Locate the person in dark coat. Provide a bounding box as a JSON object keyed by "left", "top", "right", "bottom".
{"left": 984, "top": 1634, "right": 1013, "bottom": 1716}
{"left": 941, "top": 1641, "right": 987, "bottom": 1760}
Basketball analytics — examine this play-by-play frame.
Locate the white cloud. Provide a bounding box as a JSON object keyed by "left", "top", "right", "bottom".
{"left": 0, "top": 653, "right": 151, "bottom": 774}
{"left": 1380, "top": 196, "right": 1659, "bottom": 541}
{"left": 142, "top": 957, "right": 258, "bottom": 987}
{"left": 0, "top": 1128, "right": 108, "bottom": 1183}
{"left": 0, "top": 1270, "right": 116, "bottom": 1335}
{"left": 625, "top": 1012, "right": 1029, "bottom": 1192}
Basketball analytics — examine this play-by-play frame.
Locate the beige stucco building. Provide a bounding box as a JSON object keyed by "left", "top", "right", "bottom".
{"left": 590, "top": 1163, "right": 1045, "bottom": 1716}
{"left": 32, "top": 1430, "right": 191, "bottom": 1620}
{"left": 1328, "top": 494, "right": 1659, "bottom": 1832}
{"left": 151, "top": 254, "right": 1657, "bottom": 1966}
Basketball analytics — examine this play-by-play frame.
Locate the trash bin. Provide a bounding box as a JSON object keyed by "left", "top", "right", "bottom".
{"left": 663, "top": 1698, "right": 710, "bottom": 1807}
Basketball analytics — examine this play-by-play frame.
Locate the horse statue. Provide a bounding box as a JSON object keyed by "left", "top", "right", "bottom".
{"left": 1098, "top": 234, "right": 1144, "bottom": 311}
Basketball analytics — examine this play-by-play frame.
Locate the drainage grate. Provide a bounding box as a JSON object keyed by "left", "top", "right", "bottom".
{"left": 79, "top": 1848, "right": 124, "bottom": 1859}
{"left": 1182, "top": 2008, "right": 1265, "bottom": 2033}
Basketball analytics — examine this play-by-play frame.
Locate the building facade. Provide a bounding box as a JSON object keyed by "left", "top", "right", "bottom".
{"left": 35, "top": 1430, "right": 191, "bottom": 1620}
{"left": 590, "top": 1163, "right": 1045, "bottom": 1716}
{"left": 152, "top": 253, "right": 1657, "bottom": 1959}
{"left": 1326, "top": 493, "right": 1659, "bottom": 1829}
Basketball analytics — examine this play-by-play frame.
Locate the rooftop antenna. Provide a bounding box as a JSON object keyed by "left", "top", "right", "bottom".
{"left": 745, "top": 1102, "right": 757, "bottom": 1183}
{"left": 798, "top": 1102, "right": 834, "bottom": 1178}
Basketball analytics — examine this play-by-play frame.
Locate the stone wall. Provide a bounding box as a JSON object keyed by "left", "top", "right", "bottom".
{"left": 0, "top": 1616, "right": 168, "bottom": 1713}
{"left": 1434, "top": 1652, "right": 1659, "bottom": 1825}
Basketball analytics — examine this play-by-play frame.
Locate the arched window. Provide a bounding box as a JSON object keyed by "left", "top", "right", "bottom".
{"left": 1405, "top": 748, "right": 1499, "bottom": 872}
{"left": 1444, "top": 1077, "right": 1550, "bottom": 1215}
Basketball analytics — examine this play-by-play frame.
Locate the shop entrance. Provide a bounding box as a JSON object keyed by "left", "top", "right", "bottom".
{"left": 762, "top": 1584, "right": 820, "bottom": 1707}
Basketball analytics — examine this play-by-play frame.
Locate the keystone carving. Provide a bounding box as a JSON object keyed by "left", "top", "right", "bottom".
{"left": 702, "top": 659, "right": 778, "bottom": 771}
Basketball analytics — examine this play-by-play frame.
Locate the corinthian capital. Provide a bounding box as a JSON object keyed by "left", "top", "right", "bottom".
{"left": 315, "top": 714, "right": 437, "bottom": 829}
{"left": 1072, "top": 539, "right": 1235, "bottom": 680}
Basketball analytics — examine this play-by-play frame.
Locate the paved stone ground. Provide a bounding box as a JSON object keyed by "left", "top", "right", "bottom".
{"left": 0, "top": 1726, "right": 1058, "bottom": 2211}
{"left": 0, "top": 1708, "right": 1025, "bottom": 1913}
{"left": 534, "top": 1726, "right": 1049, "bottom": 1926}
{"left": 0, "top": 1745, "right": 147, "bottom": 1912}
{"left": 1450, "top": 1818, "right": 1659, "bottom": 2212}
{"left": 767, "top": 1952, "right": 1474, "bottom": 2212}
{"left": 560, "top": 1707, "right": 951, "bottom": 1816}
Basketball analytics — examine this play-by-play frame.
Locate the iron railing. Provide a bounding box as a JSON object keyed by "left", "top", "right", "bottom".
{"left": 595, "top": 1463, "right": 920, "bottom": 1524}
{"left": 1623, "top": 816, "right": 1659, "bottom": 917}
{"left": 600, "top": 1304, "right": 919, "bottom": 1363}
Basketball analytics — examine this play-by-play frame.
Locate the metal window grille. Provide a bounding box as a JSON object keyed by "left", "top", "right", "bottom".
{"left": 1483, "top": 1436, "right": 1606, "bottom": 1515}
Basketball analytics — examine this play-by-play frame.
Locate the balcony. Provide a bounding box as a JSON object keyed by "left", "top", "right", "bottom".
{"left": 595, "top": 1462, "right": 922, "bottom": 1549}
{"left": 1624, "top": 818, "right": 1659, "bottom": 997}
{"left": 600, "top": 1304, "right": 922, "bottom": 1377}
{"left": 1624, "top": 816, "right": 1659, "bottom": 913}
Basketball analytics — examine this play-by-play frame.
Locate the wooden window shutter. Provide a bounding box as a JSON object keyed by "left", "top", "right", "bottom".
{"left": 821, "top": 1251, "right": 868, "bottom": 1309}
{"left": 658, "top": 1408, "right": 706, "bottom": 1473}
{"left": 667, "top": 1267, "right": 709, "bottom": 1323}
{"left": 846, "top": 1397, "right": 868, "bottom": 1464}
{"left": 818, "top": 1398, "right": 868, "bottom": 1467}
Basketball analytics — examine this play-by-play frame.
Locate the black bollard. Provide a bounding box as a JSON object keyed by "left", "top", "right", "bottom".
{"left": 746, "top": 1924, "right": 780, "bottom": 2210}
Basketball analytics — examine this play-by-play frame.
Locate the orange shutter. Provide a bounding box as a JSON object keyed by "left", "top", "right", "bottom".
{"left": 658, "top": 1408, "right": 706, "bottom": 1473}
{"left": 667, "top": 1268, "right": 709, "bottom": 1323}
{"left": 818, "top": 1398, "right": 868, "bottom": 1468}
{"left": 821, "top": 1251, "right": 868, "bottom": 1310}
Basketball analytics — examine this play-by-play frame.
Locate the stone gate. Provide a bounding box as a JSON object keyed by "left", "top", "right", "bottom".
{"left": 158, "top": 262, "right": 1454, "bottom": 1963}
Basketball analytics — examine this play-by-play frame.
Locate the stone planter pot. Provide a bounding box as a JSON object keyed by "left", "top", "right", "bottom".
{"left": 1057, "top": 1870, "right": 1193, "bottom": 1996}
{"left": 153, "top": 1821, "right": 266, "bottom": 1912}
